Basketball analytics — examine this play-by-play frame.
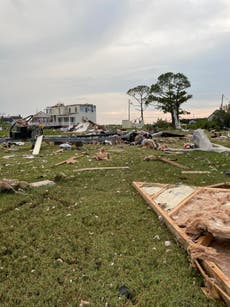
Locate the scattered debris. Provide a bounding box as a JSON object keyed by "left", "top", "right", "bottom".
{"left": 166, "top": 129, "right": 230, "bottom": 153}
{"left": 165, "top": 241, "right": 171, "bottom": 247}
{"left": 0, "top": 178, "right": 55, "bottom": 192}
{"left": 192, "top": 129, "right": 213, "bottom": 151}
{"left": 79, "top": 299, "right": 90, "bottom": 307}
{"left": 153, "top": 234, "right": 160, "bottom": 240}
{"left": 59, "top": 143, "right": 72, "bottom": 150}
{"left": 3, "top": 154, "right": 16, "bottom": 159}
{"left": 118, "top": 285, "right": 136, "bottom": 304}
{"left": 23, "top": 155, "right": 35, "bottom": 159}
{"left": 0, "top": 179, "right": 29, "bottom": 193}
{"left": 152, "top": 131, "right": 185, "bottom": 138}
{"left": 12, "top": 142, "right": 25, "bottom": 146}
{"left": 93, "top": 148, "right": 110, "bottom": 160}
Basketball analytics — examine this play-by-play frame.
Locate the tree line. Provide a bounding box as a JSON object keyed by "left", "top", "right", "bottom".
{"left": 127, "top": 72, "right": 230, "bottom": 130}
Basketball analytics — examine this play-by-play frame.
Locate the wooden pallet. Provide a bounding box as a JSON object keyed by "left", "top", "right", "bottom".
{"left": 133, "top": 181, "right": 230, "bottom": 305}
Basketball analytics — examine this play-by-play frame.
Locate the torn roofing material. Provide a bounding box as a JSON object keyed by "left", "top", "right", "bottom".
{"left": 133, "top": 181, "right": 230, "bottom": 305}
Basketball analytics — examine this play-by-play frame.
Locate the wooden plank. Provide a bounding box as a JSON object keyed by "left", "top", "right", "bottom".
{"left": 157, "top": 157, "right": 189, "bottom": 169}
{"left": 200, "top": 260, "right": 230, "bottom": 303}
{"left": 181, "top": 171, "right": 211, "bottom": 174}
{"left": 144, "top": 155, "right": 189, "bottom": 169}
{"left": 208, "top": 182, "right": 230, "bottom": 189}
{"left": 74, "top": 166, "right": 129, "bottom": 172}
{"left": 32, "top": 135, "right": 43, "bottom": 155}
{"left": 195, "top": 259, "right": 230, "bottom": 304}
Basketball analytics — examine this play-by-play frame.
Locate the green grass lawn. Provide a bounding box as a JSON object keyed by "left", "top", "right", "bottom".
{"left": 0, "top": 137, "right": 229, "bottom": 306}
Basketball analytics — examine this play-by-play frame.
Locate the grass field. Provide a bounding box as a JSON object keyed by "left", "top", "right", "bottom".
{"left": 0, "top": 135, "right": 229, "bottom": 306}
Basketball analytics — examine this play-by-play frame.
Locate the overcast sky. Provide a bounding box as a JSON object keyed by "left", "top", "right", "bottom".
{"left": 1, "top": 0, "right": 230, "bottom": 124}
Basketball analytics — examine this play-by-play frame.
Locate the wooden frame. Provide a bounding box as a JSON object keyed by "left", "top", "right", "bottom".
{"left": 133, "top": 181, "right": 230, "bottom": 305}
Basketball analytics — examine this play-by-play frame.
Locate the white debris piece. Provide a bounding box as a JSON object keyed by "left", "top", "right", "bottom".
{"left": 30, "top": 180, "right": 55, "bottom": 188}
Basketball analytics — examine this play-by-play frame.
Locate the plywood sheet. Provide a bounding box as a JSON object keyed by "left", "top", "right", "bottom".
{"left": 141, "top": 184, "right": 164, "bottom": 196}
{"left": 154, "top": 184, "right": 196, "bottom": 211}
{"left": 32, "top": 135, "right": 43, "bottom": 155}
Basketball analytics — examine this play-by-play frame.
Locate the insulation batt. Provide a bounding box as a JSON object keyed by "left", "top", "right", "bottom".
{"left": 172, "top": 190, "right": 230, "bottom": 239}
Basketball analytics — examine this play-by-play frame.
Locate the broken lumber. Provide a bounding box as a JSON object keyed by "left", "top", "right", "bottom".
{"left": 74, "top": 166, "right": 129, "bottom": 172}
{"left": 181, "top": 171, "right": 211, "bottom": 174}
{"left": 144, "top": 155, "right": 189, "bottom": 169}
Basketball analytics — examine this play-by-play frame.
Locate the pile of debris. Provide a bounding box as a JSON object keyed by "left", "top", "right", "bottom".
{"left": 133, "top": 181, "right": 230, "bottom": 305}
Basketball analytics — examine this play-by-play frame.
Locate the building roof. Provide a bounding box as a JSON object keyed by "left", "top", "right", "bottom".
{"left": 33, "top": 111, "right": 50, "bottom": 118}
{"left": 46, "top": 103, "right": 96, "bottom": 108}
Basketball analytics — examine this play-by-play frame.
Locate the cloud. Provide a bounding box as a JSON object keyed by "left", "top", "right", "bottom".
{"left": 0, "top": 0, "right": 230, "bottom": 123}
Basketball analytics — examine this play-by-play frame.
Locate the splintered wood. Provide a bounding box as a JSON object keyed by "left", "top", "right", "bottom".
{"left": 133, "top": 181, "right": 230, "bottom": 305}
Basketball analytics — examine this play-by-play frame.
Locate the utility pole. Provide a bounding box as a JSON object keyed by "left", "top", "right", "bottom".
{"left": 220, "top": 94, "right": 224, "bottom": 110}
{"left": 128, "top": 99, "right": 131, "bottom": 121}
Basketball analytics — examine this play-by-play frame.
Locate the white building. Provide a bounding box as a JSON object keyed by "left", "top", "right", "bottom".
{"left": 32, "top": 103, "right": 96, "bottom": 127}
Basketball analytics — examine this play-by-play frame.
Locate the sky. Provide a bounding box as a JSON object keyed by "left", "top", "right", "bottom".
{"left": 0, "top": 0, "right": 230, "bottom": 124}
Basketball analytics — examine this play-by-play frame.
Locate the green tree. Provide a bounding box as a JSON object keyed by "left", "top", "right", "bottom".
{"left": 127, "top": 85, "right": 150, "bottom": 122}
{"left": 147, "top": 72, "right": 192, "bottom": 128}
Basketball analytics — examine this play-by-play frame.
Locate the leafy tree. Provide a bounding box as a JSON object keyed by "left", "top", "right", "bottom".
{"left": 127, "top": 85, "right": 150, "bottom": 122}
{"left": 147, "top": 72, "right": 192, "bottom": 128}
{"left": 211, "top": 109, "right": 230, "bottom": 129}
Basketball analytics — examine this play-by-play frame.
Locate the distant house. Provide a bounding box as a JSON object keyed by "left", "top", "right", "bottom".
{"left": 208, "top": 110, "right": 219, "bottom": 121}
{"left": 32, "top": 103, "right": 96, "bottom": 128}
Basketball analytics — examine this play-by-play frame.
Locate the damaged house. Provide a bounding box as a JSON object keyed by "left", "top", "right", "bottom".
{"left": 32, "top": 103, "right": 96, "bottom": 128}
